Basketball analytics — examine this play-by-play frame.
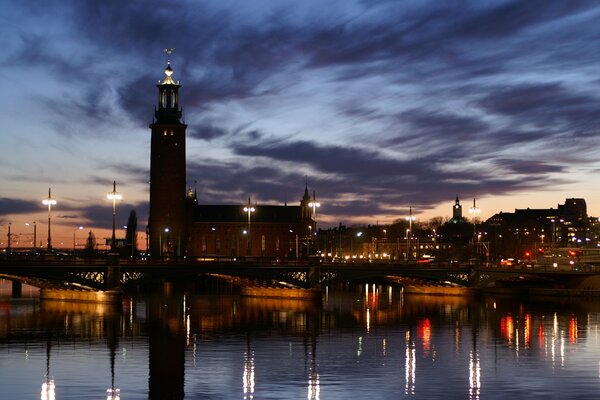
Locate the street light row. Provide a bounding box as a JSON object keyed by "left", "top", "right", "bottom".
{"left": 24, "top": 183, "right": 124, "bottom": 251}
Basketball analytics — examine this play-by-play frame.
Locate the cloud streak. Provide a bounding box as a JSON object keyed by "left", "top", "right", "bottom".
{"left": 3, "top": 0, "right": 600, "bottom": 229}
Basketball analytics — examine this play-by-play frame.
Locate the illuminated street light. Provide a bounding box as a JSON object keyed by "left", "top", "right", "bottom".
{"left": 42, "top": 188, "right": 57, "bottom": 251}
{"left": 107, "top": 181, "right": 122, "bottom": 252}
{"left": 469, "top": 198, "right": 480, "bottom": 255}
{"left": 159, "top": 227, "right": 170, "bottom": 257}
{"left": 405, "top": 207, "right": 416, "bottom": 260}
{"left": 26, "top": 222, "right": 36, "bottom": 253}
{"left": 308, "top": 191, "right": 320, "bottom": 233}
{"left": 243, "top": 196, "right": 255, "bottom": 255}
{"left": 73, "top": 226, "right": 83, "bottom": 249}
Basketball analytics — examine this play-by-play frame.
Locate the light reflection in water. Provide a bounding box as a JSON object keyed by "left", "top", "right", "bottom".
{"left": 405, "top": 331, "right": 415, "bottom": 395}
{"left": 307, "top": 369, "right": 320, "bottom": 400}
{"left": 569, "top": 315, "right": 577, "bottom": 344}
{"left": 524, "top": 314, "right": 531, "bottom": 349}
{"left": 106, "top": 387, "right": 120, "bottom": 400}
{"left": 6, "top": 281, "right": 600, "bottom": 398}
{"left": 357, "top": 336, "right": 363, "bottom": 357}
{"left": 561, "top": 335, "right": 565, "bottom": 367}
{"left": 469, "top": 351, "right": 481, "bottom": 400}
{"left": 539, "top": 318, "right": 545, "bottom": 351}
{"left": 186, "top": 314, "right": 191, "bottom": 347}
{"left": 41, "top": 339, "right": 54, "bottom": 400}
{"left": 417, "top": 319, "right": 431, "bottom": 357}
{"left": 40, "top": 379, "right": 55, "bottom": 400}
{"left": 243, "top": 349, "right": 255, "bottom": 400}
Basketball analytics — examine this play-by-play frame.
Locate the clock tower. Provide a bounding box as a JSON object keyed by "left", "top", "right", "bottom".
{"left": 148, "top": 61, "right": 187, "bottom": 257}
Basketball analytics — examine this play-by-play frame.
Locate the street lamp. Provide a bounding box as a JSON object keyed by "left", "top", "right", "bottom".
{"left": 42, "top": 188, "right": 57, "bottom": 251}
{"left": 243, "top": 196, "right": 255, "bottom": 255}
{"left": 73, "top": 226, "right": 83, "bottom": 249}
{"left": 308, "top": 191, "right": 320, "bottom": 232}
{"left": 160, "top": 227, "right": 170, "bottom": 257}
{"left": 107, "top": 181, "right": 122, "bottom": 252}
{"left": 405, "top": 207, "right": 416, "bottom": 260}
{"left": 26, "top": 222, "right": 36, "bottom": 252}
{"left": 469, "top": 198, "right": 480, "bottom": 255}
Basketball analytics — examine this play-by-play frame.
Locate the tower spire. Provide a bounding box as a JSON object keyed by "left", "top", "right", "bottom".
{"left": 155, "top": 51, "right": 182, "bottom": 124}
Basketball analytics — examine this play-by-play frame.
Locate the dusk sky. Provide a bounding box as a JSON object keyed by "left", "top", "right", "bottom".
{"left": 2, "top": 0, "right": 600, "bottom": 246}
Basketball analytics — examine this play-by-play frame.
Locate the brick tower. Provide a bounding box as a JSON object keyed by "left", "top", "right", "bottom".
{"left": 148, "top": 61, "right": 187, "bottom": 257}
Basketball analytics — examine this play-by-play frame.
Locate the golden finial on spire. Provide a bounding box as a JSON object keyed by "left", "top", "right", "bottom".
{"left": 161, "top": 48, "right": 177, "bottom": 85}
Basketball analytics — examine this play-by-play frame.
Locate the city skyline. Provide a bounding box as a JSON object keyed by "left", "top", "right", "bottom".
{"left": 3, "top": 1, "right": 600, "bottom": 245}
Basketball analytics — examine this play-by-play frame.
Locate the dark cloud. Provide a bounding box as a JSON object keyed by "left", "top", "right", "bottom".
{"left": 451, "top": 0, "right": 596, "bottom": 39}
{"left": 188, "top": 122, "right": 229, "bottom": 141}
{"left": 479, "top": 83, "right": 600, "bottom": 127}
{"left": 0, "top": 198, "right": 40, "bottom": 217}
{"left": 6, "top": 0, "right": 600, "bottom": 225}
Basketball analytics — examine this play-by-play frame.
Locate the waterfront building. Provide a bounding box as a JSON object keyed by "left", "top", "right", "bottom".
{"left": 148, "top": 62, "right": 314, "bottom": 258}
{"left": 485, "top": 198, "right": 591, "bottom": 259}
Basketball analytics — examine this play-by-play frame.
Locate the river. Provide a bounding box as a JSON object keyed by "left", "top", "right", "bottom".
{"left": 1, "top": 279, "right": 599, "bottom": 399}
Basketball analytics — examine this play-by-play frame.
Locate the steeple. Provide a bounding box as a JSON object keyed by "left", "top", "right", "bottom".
{"left": 452, "top": 196, "right": 463, "bottom": 222}
{"left": 301, "top": 179, "right": 312, "bottom": 219}
{"left": 154, "top": 61, "right": 182, "bottom": 124}
{"left": 302, "top": 179, "right": 311, "bottom": 204}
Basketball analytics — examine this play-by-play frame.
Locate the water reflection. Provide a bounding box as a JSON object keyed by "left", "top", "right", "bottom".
{"left": 242, "top": 340, "right": 255, "bottom": 400}
{"left": 2, "top": 280, "right": 600, "bottom": 398}
{"left": 468, "top": 350, "right": 480, "bottom": 400}
{"left": 405, "top": 331, "right": 415, "bottom": 395}
{"left": 41, "top": 339, "right": 55, "bottom": 400}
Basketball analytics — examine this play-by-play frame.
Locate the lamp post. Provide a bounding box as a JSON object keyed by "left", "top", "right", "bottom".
{"left": 42, "top": 188, "right": 57, "bottom": 251}
{"left": 26, "top": 222, "right": 36, "bottom": 253}
{"left": 405, "top": 207, "right": 416, "bottom": 260}
{"left": 308, "top": 191, "right": 320, "bottom": 233}
{"left": 107, "top": 181, "right": 122, "bottom": 252}
{"left": 469, "top": 198, "right": 480, "bottom": 256}
{"left": 243, "top": 196, "right": 255, "bottom": 255}
{"left": 73, "top": 226, "right": 83, "bottom": 249}
{"left": 160, "top": 227, "right": 169, "bottom": 258}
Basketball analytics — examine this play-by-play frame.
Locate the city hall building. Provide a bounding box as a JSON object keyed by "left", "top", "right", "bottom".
{"left": 148, "top": 62, "right": 315, "bottom": 258}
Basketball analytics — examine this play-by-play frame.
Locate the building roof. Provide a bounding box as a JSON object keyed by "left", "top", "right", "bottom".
{"left": 193, "top": 204, "right": 304, "bottom": 224}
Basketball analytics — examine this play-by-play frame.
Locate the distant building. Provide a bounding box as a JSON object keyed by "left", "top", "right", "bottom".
{"left": 485, "top": 198, "right": 590, "bottom": 258}
{"left": 449, "top": 196, "right": 467, "bottom": 224}
{"left": 147, "top": 62, "right": 314, "bottom": 258}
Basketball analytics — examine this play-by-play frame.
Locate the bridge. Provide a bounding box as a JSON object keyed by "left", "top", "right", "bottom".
{"left": 2, "top": 255, "right": 600, "bottom": 298}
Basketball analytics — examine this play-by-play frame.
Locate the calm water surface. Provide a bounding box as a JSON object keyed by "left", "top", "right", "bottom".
{"left": 1, "top": 280, "right": 600, "bottom": 399}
